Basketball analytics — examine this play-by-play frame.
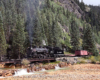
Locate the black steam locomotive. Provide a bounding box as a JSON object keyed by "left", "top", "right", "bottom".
{"left": 27, "top": 46, "right": 65, "bottom": 59}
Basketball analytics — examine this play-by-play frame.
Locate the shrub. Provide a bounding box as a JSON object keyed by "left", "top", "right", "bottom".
{"left": 80, "top": 60, "right": 86, "bottom": 64}
{"left": 50, "top": 61, "right": 60, "bottom": 64}
{"left": 97, "top": 56, "right": 100, "bottom": 63}
{"left": 64, "top": 52, "right": 73, "bottom": 54}
{"left": 90, "top": 56, "right": 96, "bottom": 64}
{"left": 21, "top": 59, "right": 30, "bottom": 65}
{"left": 77, "top": 62, "right": 80, "bottom": 64}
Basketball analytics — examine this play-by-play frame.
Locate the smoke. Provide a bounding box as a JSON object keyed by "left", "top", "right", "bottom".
{"left": 25, "top": 0, "right": 41, "bottom": 45}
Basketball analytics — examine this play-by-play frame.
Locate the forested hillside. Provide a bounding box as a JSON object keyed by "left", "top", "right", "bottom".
{"left": 0, "top": 0, "right": 100, "bottom": 59}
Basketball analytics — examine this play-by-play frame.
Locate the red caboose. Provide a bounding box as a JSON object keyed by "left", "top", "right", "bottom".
{"left": 75, "top": 50, "right": 88, "bottom": 56}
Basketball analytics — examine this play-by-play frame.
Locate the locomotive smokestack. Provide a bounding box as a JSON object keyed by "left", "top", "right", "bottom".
{"left": 30, "top": 44, "right": 33, "bottom": 50}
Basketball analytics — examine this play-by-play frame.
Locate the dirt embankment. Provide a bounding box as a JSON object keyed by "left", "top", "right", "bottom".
{"left": 1, "top": 64, "right": 100, "bottom": 80}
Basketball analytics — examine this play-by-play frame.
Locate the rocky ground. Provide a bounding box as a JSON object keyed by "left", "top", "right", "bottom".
{"left": 1, "top": 64, "right": 100, "bottom": 80}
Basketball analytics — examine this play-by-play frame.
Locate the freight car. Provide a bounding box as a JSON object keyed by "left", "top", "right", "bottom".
{"left": 26, "top": 46, "right": 65, "bottom": 59}
{"left": 75, "top": 50, "right": 92, "bottom": 56}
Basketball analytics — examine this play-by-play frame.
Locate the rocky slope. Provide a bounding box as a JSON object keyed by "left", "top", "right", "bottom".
{"left": 55, "top": 0, "right": 84, "bottom": 18}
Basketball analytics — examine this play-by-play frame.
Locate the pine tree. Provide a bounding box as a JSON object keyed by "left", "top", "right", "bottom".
{"left": 0, "top": 12, "right": 7, "bottom": 60}
{"left": 41, "top": 14, "right": 48, "bottom": 45}
{"left": 52, "top": 15, "right": 62, "bottom": 47}
{"left": 47, "top": 11, "right": 53, "bottom": 46}
{"left": 3, "top": 0, "right": 13, "bottom": 43}
{"left": 66, "top": 8, "right": 70, "bottom": 18}
{"left": 12, "top": 14, "right": 26, "bottom": 59}
{"left": 33, "top": 16, "right": 42, "bottom": 46}
{"left": 70, "top": 18, "right": 80, "bottom": 51}
{"left": 45, "top": 0, "right": 51, "bottom": 8}
{"left": 82, "top": 24, "right": 98, "bottom": 56}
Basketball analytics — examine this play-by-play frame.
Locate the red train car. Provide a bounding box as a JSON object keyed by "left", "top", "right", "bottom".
{"left": 75, "top": 50, "right": 88, "bottom": 56}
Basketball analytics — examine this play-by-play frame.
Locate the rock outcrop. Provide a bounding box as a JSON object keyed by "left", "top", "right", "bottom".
{"left": 56, "top": 0, "right": 84, "bottom": 18}
{"left": 56, "top": 57, "right": 79, "bottom": 64}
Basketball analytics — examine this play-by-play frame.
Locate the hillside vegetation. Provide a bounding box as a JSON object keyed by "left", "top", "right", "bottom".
{"left": 0, "top": 0, "right": 100, "bottom": 59}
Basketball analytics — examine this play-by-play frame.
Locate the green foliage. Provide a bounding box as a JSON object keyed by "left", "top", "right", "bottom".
{"left": 70, "top": 18, "right": 80, "bottom": 51}
{"left": 80, "top": 60, "right": 86, "bottom": 64}
{"left": 94, "top": 32, "right": 100, "bottom": 44}
{"left": 12, "top": 14, "right": 26, "bottom": 59}
{"left": 0, "top": 11, "right": 7, "bottom": 57}
{"left": 45, "top": 0, "right": 51, "bottom": 8}
{"left": 82, "top": 24, "right": 99, "bottom": 56}
{"left": 90, "top": 56, "right": 96, "bottom": 64}
{"left": 49, "top": 61, "right": 60, "bottom": 64}
{"left": 0, "top": 0, "right": 100, "bottom": 59}
{"left": 64, "top": 52, "right": 73, "bottom": 54}
{"left": 61, "top": 33, "right": 72, "bottom": 48}
{"left": 97, "top": 56, "right": 100, "bottom": 63}
{"left": 33, "top": 12, "right": 43, "bottom": 46}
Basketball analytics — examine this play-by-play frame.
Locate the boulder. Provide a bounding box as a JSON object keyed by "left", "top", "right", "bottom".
{"left": 0, "top": 71, "right": 2, "bottom": 76}
{"left": 5, "top": 72, "right": 13, "bottom": 77}
{"left": 44, "top": 65, "right": 50, "bottom": 70}
{"left": 48, "top": 64, "right": 55, "bottom": 69}
{"left": 58, "top": 62, "right": 67, "bottom": 67}
{"left": 35, "top": 67, "right": 40, "bottom": 71}
{"left": 27, "top": 68, "right": 30, "bottom": 73}
{"left": 30, "top": 65, "right": 36, "bottom": 71}
{"left": 0, "top": 64, "right": 5, "bottom": 68}
{"left": 11, "top": 70, "right": 15, "bottom": 75}
{"left": 1, "top": 70, "right": 16, "bottom": 77}
{"left": 38, "top": 63, "right": 43, "bottom": 67}
{"left": 2, "top": 71, "right": 6, "bottom": 77}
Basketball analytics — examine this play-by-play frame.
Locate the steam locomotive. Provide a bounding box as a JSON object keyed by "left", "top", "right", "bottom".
{"left": 27, "top": 46, "right": 65, "bottom": 59}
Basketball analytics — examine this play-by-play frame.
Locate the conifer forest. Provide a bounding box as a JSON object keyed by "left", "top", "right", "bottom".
{"left": 0, "top": 0, "right": 100, "bottom": 59}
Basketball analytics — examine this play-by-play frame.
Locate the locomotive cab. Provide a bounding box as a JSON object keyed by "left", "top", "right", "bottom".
{"left": 53, "top": 47, "right": 64, "bottom": 57}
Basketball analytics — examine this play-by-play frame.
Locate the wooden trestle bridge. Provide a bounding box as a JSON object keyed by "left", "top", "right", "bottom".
{"left": 0, "top": 58, "right": 55, "bottom": 64}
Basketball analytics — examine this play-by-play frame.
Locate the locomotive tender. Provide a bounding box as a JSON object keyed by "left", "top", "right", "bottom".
{"left": 27, "top": 46, "right": 65, "bottom": 59}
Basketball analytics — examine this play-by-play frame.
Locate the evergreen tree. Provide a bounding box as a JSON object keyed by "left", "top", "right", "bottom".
{"left": 52, "top": 15, "right": 62, "bottom": 47}
{"left": 82, "top": 24, "right": 99, "bottom": 56}
{"left": 45, "top": 0, "right": 51, "bottom": 8}
{"left": 33, "top": 15, "right": 42, "bottom": 46}
{"left": 0, "top": 12, "right": 7, "bottom": 60}
{"left": 41, "top": 14, "right": 48, "bottom": 45}
{"left": 3, "top": 0, "right": 13, "bottom": 43}
{"left": 47, "top": 11, "right": 53, "bottom": 46}
{"left": 12, "top": 14, "right": 26, "bottom": 59}
{"left": 0, "top": 0, "right": 100, "bottom": 58}
{"left": 70, "top": 18, "right": 80, "bottom": 51}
